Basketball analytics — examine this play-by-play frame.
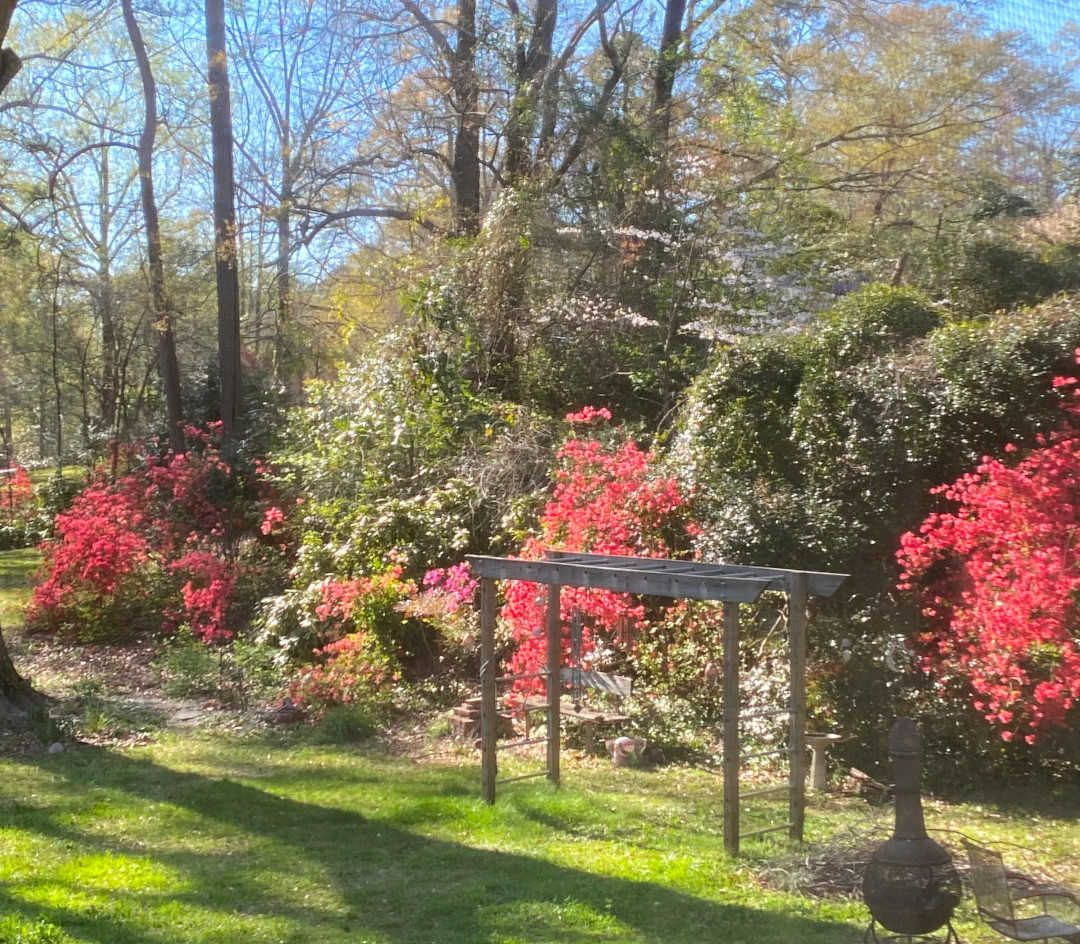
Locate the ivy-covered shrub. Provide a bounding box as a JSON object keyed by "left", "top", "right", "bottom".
{"left": 674, "top": 288, "right": 1080, "bottom": 580}
{"left": 272, "top": 330, "right": 555, "bottom": 575}
{"left": 672, "top": 288, "right": 1080, "bottom": 777}
{"left": 948, "top": 239, "right": 1075, "bottom": 319}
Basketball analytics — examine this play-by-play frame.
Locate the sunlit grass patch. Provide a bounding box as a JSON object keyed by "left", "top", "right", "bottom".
{"left": 0, "top": 732, "right": 1074, "bottom": 943}
{"left": 0, "top": 547, "right": 38, "bottom": 631}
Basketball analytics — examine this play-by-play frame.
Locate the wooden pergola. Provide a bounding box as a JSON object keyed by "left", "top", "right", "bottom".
{"left": 465, "top": 550, "right": 847, "bottom": 854}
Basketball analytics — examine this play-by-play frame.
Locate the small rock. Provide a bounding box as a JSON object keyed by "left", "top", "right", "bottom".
{"left": 48, "top": 742, "right": 64, "bottom": 754}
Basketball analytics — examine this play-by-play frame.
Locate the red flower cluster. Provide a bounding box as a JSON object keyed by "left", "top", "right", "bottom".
{"left": 503, "top": 411, "right": 692, "bottom": 693}
{"left": 1, "top": 465, "right": 33, "bottom": 520}
{"left": 289, "top": 630, "right": 400, "bottom": 716}
{"left": 899, "top": 362, "right": 1080, "bottom": 743}
{"left": 28, "top": 434, "right": 268, "bottom": 642}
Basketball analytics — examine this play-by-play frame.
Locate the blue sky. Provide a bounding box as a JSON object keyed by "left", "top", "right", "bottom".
{"left": 977, "top": 0, "right": 1078, "bottom": 50}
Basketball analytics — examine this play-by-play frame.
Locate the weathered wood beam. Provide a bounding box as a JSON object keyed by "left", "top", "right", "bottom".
{"left": 466, "top": 555, "right": 770, "bottom": 603}
{"left": 788, "top": 571, "right": 808, "bottom": 843}
{"left": 546, "top": 583, "right": 560, "bottom": 787}
{"left": 723, "top": 601, "right": 740, "bottom": 856}
{"left": 545, "top": 551, "right": 847, "bottom": 598}
{"left": 480, "top": 577, "right": 497, "bottom": 804}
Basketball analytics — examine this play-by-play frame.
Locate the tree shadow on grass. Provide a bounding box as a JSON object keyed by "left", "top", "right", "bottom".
{"left": 0, "top": 746, "right": 864, "bottom": 944}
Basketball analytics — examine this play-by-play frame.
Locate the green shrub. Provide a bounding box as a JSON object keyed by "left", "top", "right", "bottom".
{"left": 673, "top": 292, "right": 1080, "bottom": 779}
{"left": 155, "top": 630, "right": 285, "bottom": 707}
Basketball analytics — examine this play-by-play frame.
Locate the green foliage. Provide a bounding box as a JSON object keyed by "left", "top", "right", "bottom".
{"left": 674, "top": 289, "right": 1080, "bottom": 778}
{"left": 314, "top": 704, "right": 378, "bottom": 743}
{"left": 948, "top": 240, "right": 1074, "bottom": 318}
{"left": 809, "top": 284, "right": 940, "bottom": 368}
{"left": 274, "top": 331, "right": 553, "bottom": 572}
{"left": 677, "top": 288, "right": 1080, "bottom": 578}
{"left": 155, "top": 630, "right": 286, "bottom": 706}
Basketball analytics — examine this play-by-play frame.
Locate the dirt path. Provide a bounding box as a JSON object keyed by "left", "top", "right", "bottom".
{"left": 2, "top": 632, "right": 259, "bottom": 752}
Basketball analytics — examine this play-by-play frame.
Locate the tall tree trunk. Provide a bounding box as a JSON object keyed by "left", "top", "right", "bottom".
{"left": 49, "top": 258, "right": 62, "bottom": 463}
{"left": 0, "top": 620, "right": 43, "bottom": 721}
{"left": 504, "top": 0, "right": 558, "bottom": 184}
{"left": 650, "top": 0, "right": 686, "bottom": 146}
{"left": 450, "top": 0, "right": 480, "bottom": 236}
{"left": 205, "top": 0, "right": 242, "bottom": 444}
{"left": 122, "top": 0, "right": 185, "bottom": 456}
{"left": 275, "top": 164, "right": 292, "bottom": 383}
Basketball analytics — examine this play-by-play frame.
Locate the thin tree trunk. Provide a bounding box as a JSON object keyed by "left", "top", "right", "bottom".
{"left": 205, "top": 0, "right": 242, "bottom": 444}
{"left": 122, "top": 0, "right": 185, "bottom": 456}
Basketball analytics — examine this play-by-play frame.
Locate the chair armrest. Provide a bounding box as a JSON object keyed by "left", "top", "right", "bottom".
{"left": 1013, "top": 886, "right": 1080, "bottom": 906}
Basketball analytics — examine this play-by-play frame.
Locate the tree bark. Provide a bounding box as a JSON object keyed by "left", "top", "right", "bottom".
{"left": 275, "top": 116, "right": 294, "bottom": 383}
{"left": 122, "top": 0, "right": 186, "bottom": 456}
{"left": 450, "top": 0, "right": 480, "bottom": 235}
{"left": 96, "top": 146, "right": 118, "bottom": 436}
{"left": 0, "top": 0, "right": 20, "bottom": 95}
{"left": 0, "top": 620, "right": 43, "bottom": 721}
{"left": 505, "top": 0, "right": 558, "bottom": 184}
{"left": 205, "top": 0, "right": 242, "bottom": 444}
{"left": 651, "top": 0, "right": 686, "bottom": 145}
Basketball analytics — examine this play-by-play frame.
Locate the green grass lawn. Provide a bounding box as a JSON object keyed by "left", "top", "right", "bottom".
{"left": 0, "top": 547, "right": 38, "bottom": 633}
{"left": 0, "top": 732, "right": 1077, "bottom": 944}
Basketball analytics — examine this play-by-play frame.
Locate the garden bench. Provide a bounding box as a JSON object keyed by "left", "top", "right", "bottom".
{"left": 963, "top": 839, "right": 1080, "bottom": 943}
{"left": 518, "top": 668, "right": 632, "bottom": 754}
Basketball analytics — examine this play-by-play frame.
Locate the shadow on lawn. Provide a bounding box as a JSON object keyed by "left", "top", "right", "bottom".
{"left": 0, "top": 746, "right": 862, "bottom": 944}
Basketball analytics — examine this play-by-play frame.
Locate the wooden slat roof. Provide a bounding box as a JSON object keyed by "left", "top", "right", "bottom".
{"left": 465, "top": 551, "right": 846, "bottom": 603}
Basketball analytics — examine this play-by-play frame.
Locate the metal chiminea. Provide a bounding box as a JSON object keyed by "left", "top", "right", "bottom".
{"left": 862, "top": 718, "right": 961, "bottom": 942}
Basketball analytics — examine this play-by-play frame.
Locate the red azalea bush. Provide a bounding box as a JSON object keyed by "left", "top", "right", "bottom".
{"left": 1, "top": 464, "right": 33, "bottom": 518}
{"left": 0, "top": 464, "right": 43, "bottom": 550}
{"left": 257, "top": 565, "right": 420, "bottom": 664}
{"left": 28, "top": 428, "right": 276, "bottom": 642}
{"left": 289, "top": 630, "right": 400, "bottom": 717}
{"left": 898, "top": 364, "right": 1080, "bottom": 744}
{"left": 502, "top": 407, "right": 696, "bottom": 696}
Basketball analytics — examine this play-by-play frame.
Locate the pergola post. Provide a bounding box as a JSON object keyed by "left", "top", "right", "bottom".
{"left": 546, "top": 583, "right": 561, "bottom": 787}
{"left": 480, "top": 576, "right": 497, "bottom": 804}
{"left": 788, "top": 572, "right": 808, "bottom": 842}
{"left": 722, "top": 601, "right": 740, "bottom": 856}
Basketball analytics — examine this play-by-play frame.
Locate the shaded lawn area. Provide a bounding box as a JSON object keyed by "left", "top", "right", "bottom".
{"left": 0, "top": 737, "right": 866, "bottom": 944}
{"left": 0, "top": 547, "right": 37, "bottom": 632}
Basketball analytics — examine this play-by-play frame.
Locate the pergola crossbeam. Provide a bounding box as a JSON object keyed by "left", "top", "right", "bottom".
{"left": 545, "top": 551, "right": 847, "bottom": 598}
{"left": 467, "top": 555, "right": 771, "bottom": 604}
